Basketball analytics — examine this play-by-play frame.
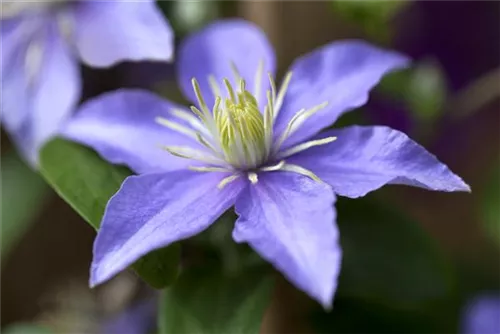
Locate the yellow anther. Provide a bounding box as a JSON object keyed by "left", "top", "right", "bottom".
{"left": 217, "top": 79, "right": 267, "bottom": 168}
{"left": 160, "top": 68, "right": 334, "bottom": 182}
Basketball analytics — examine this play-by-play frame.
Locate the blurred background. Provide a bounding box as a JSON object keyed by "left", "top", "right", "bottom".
{"left": 1, "top": 1, "right": 499, "bottom": 333}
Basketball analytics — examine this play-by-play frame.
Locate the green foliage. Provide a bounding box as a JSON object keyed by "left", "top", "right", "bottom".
{"left": 1, "top": 152, "right": 49, "bottom": 258}
{"left": 2, "top": 324, "right": 53, "bottom": 334}
{"left": 190, "top": 210, "right": 263, "bottom": 276}
{"left": 377, "top": 68, "right": 413, "bottom": 103}
{"left": 407, "top": 60, "right": 447, "bottom": 122}
{"left": 481, "top": 164, "right": 500, "bottom": 247}
{"left": 39, "top": 138, "right": 179, "bottom": 289}
{"left": 378, "top": 60, "right": 448, "bottom": 122}
{"left": 158, "top": 265, "right": 273, "bottom": 334}
{"left": 336, "top": 196, "right": 454, "bottom": 307}
{"left": 39, "top": 138, "right": 130, "bottom": 229}
{"left": 157, "top": 0, "right": 219, "bottom": 37}
{"left": 132, "top": 245, "right": 180, "bottom": 289}
{"left": 307, "top": 196, "right": 458, "bottom": 333}
{"left": 330, "top": 0, "right": 410, "bottom": 43}
{"left": 312, "top": 298, "right": 450, "bottom": 333}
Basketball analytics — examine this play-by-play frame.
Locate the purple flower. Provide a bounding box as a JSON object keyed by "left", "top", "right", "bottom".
{"left": 101, "top": 300, "right": 156, "bottom": 334}
{"left": 1, "top": 0, "right": 174, "bottom": 164}
{"left": 462, "top": 295, "right": 500, "bottom": 334}
{"left": 62, "top": 20, "right": 470, "bottom": 308}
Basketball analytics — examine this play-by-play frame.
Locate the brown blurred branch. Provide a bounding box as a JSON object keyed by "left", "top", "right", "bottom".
{"left": 450, "top": 67, "right": 500, "bottom": 119}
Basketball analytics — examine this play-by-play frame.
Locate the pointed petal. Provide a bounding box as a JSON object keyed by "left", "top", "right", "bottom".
{"left": 275, "top": 40, "right": 409, "bottom": 148}
{"left": 72, "top": 1, "right": 174, "bottom": 67}
{"left": 1, "top": 18, "right": 80, "bottom": 165}
{"left": 178, "top": 19, "right": 276, "bottom": 108}
{"left": 233, "top": 172, "right": 341, "bottom": 308}
{"left": 462, "top": 295, "right": 500, "bottom": 334}
{"left": 91, "top": 171, "right": 245, "bottom": 286}
{"left": 61, "top": 89, "right": 200, "bottom": 174}
{"left": 288, "top": 126, "right": 471, "bottom": 198}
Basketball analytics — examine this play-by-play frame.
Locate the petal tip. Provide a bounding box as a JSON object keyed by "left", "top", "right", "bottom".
{"left": 89, "top": 280, "right": 98, "bottom": 289}
{"left": 318, "top": 279, "right": 338, "bottom": 310}
{"left": 89, "top": 270, "right": 102, "bottom": 289}
{"left": 395, "top": 53, "right": 412, "bottom": 67}
{"left": 426, "top": 175, "right": 471, "bottom": 193}
{"left": 341, "top": 39, "right": 412, "bottom": 68}
{"left": 320, "top": 296, "right": 334, "bottom": 311}
{"left": 89, "top": 258, "right": 117, "bottom": 288}
{"left": 445, "top": 173, "right": 471, "bottom": 193}
{"left": 309, "top": 268, "right": 339, "bottom": 311}
{"left": 459, "top": 182, "right": 472, "bottom": 193}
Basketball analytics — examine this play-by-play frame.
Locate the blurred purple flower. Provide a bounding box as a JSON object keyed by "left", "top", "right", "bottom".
{"left": 0, "top": 0, "right": 174, "bottom": 164}
{"left": 462, "top": 295, "right": 500, "bottom": 334}
{"left": 62, "top": 20, "right": 470, "bottom": 308}
{"left": 101, "top": 300, "right": 156, "bottom": 334}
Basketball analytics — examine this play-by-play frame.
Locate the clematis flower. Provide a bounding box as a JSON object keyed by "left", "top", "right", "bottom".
{"left": 462, "top": 295, "right": 500, "bottom": 334}
{"left": 62, "top": 20, "right": 470, "bottom": 307}
{"left": 0, "top": 0, "right": 173, "bottom": 164}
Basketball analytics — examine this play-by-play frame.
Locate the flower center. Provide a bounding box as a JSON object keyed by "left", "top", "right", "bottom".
{"left": 156, "top": 63, "right": 337, "bottom": 188}
{"left": 216, "top": 82, "right": 267, "bottom": 169}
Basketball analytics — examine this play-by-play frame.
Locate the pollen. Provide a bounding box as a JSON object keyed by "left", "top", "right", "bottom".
{"left": 215, "top": 80, "right": 267, "bottom": 169}
{"left": 156, "top": 62, "right": 337, "bottom": 187}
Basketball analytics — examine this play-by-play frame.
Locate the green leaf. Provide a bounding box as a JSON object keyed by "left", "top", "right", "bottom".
{"left": 377, "top": 68, "right": 413, "bottom": 103}
{"left": 330, "top": 0, "right": 410, "bottom": 43}
{"left": 407, "top": 60, "right": 448, "bottom": 122}
{"left": 158, "top": 265, "right": 274, "bottom": 334}
{"left": 336, "top": 196, "right": 454, "bottom": 307}
{"left": 39, "top": 138, "right": 179, "bottom": 289}
{"left": 481, "top": 164, "right": 500, "bottom": 247}
{"left": 333, "top": 0, "right": 410, "bottom": 21}
{"left": 39, "top": 138, "right": 130, "bottom": 229}
{"left": 2, "top": 324, "right": 53, "bottom": 334}
{"left": 1, "top": 152, "right": 49, "bottom": 258}
{"left": 132, "top": 244, "right": 180, "bottom": 289}
{"left": 312, "top": 297, "right": 451, "bottom": 334}
{"left": 156, "top": 1, "right": 219, "bottom": 37}
{"left": 190, "top": 210, "right": 264, "bottom": 276}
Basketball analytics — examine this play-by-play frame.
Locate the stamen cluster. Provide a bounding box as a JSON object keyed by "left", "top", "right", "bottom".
{"left": 156, "top": 64, "right": 336, "bottom": 188}
{"left": 216, "top": 81, "right": 267, "bottom": 169}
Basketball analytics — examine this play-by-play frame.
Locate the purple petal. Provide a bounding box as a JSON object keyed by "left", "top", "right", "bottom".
{"left": 233, "top": 172, "right": 341, "bottom": 308}
{"left": 32, "top": 22, "right": 81, "bottom": 154}
{"left": 61, "top": 89, "right": 199, "bottom": 174}
{"left": 1, "top": 17, "right": 80, "bottom": 164}
{"left": 462, "top": 295, "right": 500, "bottom": 334}
{"left": 91, "top": 171, "right": 245, "bottom": 286}
{"left": 178, "top": 19, "right": 276, "bottom": 109}
{"left": 275, "top": 40, "right": 409, "bottom": 148}
{"left": 1, "top": 17, "right": 33, "bottom": 133}
{"left": 288, "top": 126, "right": 470, "bottom": 198}
{"left": 101, "top": 300, "right": 156, "bottom": 334}
{"left": 72, "top": 1, "right": 173, "bottom": 67}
